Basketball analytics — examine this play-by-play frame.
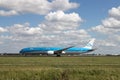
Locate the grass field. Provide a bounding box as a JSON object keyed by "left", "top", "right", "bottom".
{"left": 0, "top": 56, "right": 120, "bottom": 80}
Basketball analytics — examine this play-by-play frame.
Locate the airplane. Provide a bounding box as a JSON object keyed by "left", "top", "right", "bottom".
{"left": 19, "top": 39, "right": 96, "bottom": 57}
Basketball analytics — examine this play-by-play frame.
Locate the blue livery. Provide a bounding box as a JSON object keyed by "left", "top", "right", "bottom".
{"left": 20, "top": 39, "right": 95, "bottom": 56}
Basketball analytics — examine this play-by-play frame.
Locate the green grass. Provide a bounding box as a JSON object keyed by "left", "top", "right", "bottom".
{"left": 0, "top": 56, "right": 120, "bottom": 80}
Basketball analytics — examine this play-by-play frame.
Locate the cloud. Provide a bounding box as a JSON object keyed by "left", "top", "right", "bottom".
{"left": 90, "top": 6, "right": 120, "bottom": 48}
{"left": 0, "top": 0, "right": 79, "bottom": 16}
{"left": 0, "top": 0, "right": 51, "bottom": 15}
{"left": 45, "top": 10, "right": 82, "bottom": 22}
{"left": 6, "top": 11, "right": 89, "bottom": 43}
{"left": 51, "top": 0, "right": 79, "bottom": 11}
{"left": 97, "top": 40, "right": 116, "bottom": 47}
{"left": 91, "top": 6, "right": 120, "bottom": 34}
{"left": 8, "top": 23, "right": 42, "bottom": 36}
{"left": 0, "top": 27, "right": 7, "bottom": 32}
{"left": 102, "top": 17, "right": 120, "bottom": 29}
{"left": 44, "top": 11, "right": 82, "bottom": 31}
{"left": 0, "top": 10, "right": 18, "bottom": 16}
{"left": 6, "top": 9, "right": 83, "bottom": 38}
{"left": 109, "top": 6, "right": 120, "bottom": 19}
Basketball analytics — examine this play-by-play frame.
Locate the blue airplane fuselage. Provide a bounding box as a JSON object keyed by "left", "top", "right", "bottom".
{"left": 20, "top": 47, "right": 91, "bottom": 54}
{"left": 19, "top": 39, "right": 95, "bottom": 55}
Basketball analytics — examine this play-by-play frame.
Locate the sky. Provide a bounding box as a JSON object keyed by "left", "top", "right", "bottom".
{"left": 0, "top": 0, "right": 120, "bottom": 54}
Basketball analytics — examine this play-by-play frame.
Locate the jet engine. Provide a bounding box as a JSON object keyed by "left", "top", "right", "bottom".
{"left": 62, "top": 51, "right": 66, "bottom": 54}
{"left": 47, "top": 51, "right": 54, "bottom": 54}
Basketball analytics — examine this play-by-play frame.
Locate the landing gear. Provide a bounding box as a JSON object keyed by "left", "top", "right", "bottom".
{"left": 21, "top": 53, "right": 29, "bottom": 56}
{"left": 56, "top": 54, "right": 61, "bottom": 57}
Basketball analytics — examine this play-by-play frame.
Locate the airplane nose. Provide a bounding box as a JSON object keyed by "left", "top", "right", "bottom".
{"left": 19, "top": 49, "right": 24, "bottom": 53}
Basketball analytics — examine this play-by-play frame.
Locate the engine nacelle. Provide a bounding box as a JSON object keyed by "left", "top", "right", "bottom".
{"left": 47, "top": 51, "right": 54, "bottom": 54}
{"left": 62, "top": 51, "right": 66, "bottom": 54}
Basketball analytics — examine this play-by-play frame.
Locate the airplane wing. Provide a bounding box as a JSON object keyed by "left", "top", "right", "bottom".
{"left": 54, "top": 46, "right": 74, "bottom": 54}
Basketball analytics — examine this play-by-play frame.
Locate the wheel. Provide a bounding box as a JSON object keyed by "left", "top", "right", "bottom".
{"left": 56, "top": 54, "right": 61, "bottom": 57}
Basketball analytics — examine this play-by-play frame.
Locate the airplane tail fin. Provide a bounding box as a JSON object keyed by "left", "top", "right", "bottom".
{"left": 84, "top": 38, "right": 95, "bottom": 49}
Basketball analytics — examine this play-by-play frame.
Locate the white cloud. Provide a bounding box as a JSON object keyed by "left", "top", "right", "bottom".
{"left": 91, "top": 25, "right": 107, "bottom": 33}
{"left": 8, "top": 23, "right": 42, "bottom": 36}
{"left": 102, "top": 17, "right": 120, "bottom": 28}
{"left": 0, "top": 27, "right": 7, "bottom": 32}
{"left": 5, "top": 11, "right": 83, "bottom": 38}
{"left": 91, "top": 6, "right": 120, "bottom": 34}
{"left": 51, "top": 0, "right": 79, "bottom": 11}
{"left": 45, "top": 10, "right": 82, "bottom": 22}
{"left": 90, "top": 6, "right": 120, "bottom": 49}
{"left": 5, "top": 10, "right": 88, "bottom": 43}
{"left": 109, "top": 6, "right": 120, "bottom": 18}
{"left": 0, "top": 0, "right": 79, "bottom": 16}
{"left": 43, "top": 11, "right": 83, "bottom": 31}
{"left": 0, "top": 10, "right": 18, "bottom": 16}
{"left": 97, "top": 40, "right": 116, "bottom": 47}
{"left": 0, "top": 0, "right": 51, "bottom": 15}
